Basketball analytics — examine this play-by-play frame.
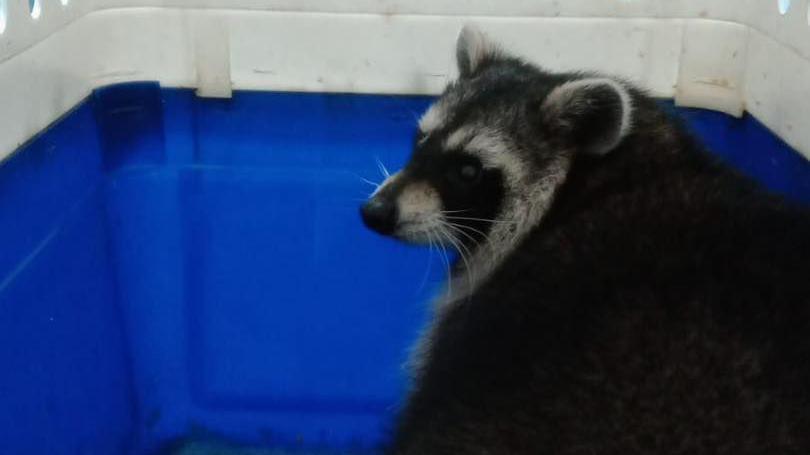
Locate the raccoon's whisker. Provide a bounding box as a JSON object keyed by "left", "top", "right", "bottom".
{"left": 444, "top": 215, "right": 518, "bottom": 225}
{"left": 451, "top": 222, "right": 497, "bottom": 261}
{"left": 437, "top": 223, "right": 475, "bottom": 296}
{"left": 446, "top": 221, "right": 487, "bottom": 237}
{"left": 436, "top": 228, "right": 460, "bottom": 284}
{"left": 442, "top": 220, "right": 481, "bottom": 244}
{"left": 352, "top": 174, "right": 383, "bottom": 197}
{"left": 445, "top": 222, "right": 490, "bottom": 243}
{"left": 445, "top": 222, "right": 485, "bottom": 251}
{"left": 435, "top": 226, "right": 461, "bottom": 284}
{"left": 362, "top": 181, "right": 383, "bottom": 197}
{"left": 375, "top": 157, "right": 391, "bottom": 179}
{"left": 439, "top": 223, "right": 472, "bottom": 266}
{"left": 439, "top": 209, "right": 473, "bottom": 214}
{"left": 416, "top": 233, "right": 436, "bottom": 294}
{"left": 432, "top": 228, "right": 453, "bottom": 298}
{"left": 443, "top": 223, "right": 484, "bottom": 289}
{"left": 351, "top": 172, "right": 382, "bottom": 187}
{"left": 359, "top": 177, "right": 381, "bottom": 189}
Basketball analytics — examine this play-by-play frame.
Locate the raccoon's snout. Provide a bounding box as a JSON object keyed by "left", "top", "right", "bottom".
{"left": 361, "top": 197, "right": 399, "bottom": 235}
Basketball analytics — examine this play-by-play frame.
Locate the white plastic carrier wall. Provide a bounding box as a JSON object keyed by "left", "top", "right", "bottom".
{"left": 1, "top": 0, "right": 809, "bottom": 162}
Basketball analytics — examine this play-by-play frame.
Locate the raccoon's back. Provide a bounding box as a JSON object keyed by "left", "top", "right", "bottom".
{"left": 497, "top": 174, "right": 810, "bottom": 452}
{"left": 394, "top": 170, "right": 810, "bottom": 454}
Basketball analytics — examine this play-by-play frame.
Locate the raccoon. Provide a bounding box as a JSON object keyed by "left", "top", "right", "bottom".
{"left": 360, "top": 26, "right": 810, "bottom": 455}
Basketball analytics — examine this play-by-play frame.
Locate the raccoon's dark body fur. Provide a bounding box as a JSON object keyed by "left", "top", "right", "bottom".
{"left": 392, "top": 102, "right": 810, "bottom": 455}
{"left": 362, "top": 27, "right": 810, "bottom": 455}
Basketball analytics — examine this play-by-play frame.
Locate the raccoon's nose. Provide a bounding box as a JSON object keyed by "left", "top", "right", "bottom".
{"left": 361, "top": 198, "right": 398, "bottom": 235}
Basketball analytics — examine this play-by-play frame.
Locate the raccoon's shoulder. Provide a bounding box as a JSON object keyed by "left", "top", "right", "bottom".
{"left": 493, "top": 97, "right": 810, "bottom": 295}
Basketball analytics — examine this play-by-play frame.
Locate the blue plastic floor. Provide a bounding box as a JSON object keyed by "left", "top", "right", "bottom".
{"left": 0, "top": 83, "right": 808, "bottom": 455}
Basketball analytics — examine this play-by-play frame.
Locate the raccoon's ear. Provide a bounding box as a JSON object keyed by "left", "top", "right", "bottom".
{"left": 540, "top": 78, "right": 633, "bottom": 156}
{"left": 456, "top": 25, "right": 499, "bottom": 78}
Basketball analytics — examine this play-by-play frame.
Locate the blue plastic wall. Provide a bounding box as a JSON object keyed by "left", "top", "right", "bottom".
{"left": 0, "top": 103, "right": 136, "bottom": 454}
{"left": 99, "top": 86, "right": 445, "bottom": 453}
{"left": 0, "top": 83, "right": 809, "bottom": 454}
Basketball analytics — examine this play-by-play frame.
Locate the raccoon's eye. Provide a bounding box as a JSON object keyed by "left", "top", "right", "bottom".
{"left": 447, "top": 160, "right": 482, "bottom": 186}
{"left": 459, "top": 163, "right": 480, "bottom": 181}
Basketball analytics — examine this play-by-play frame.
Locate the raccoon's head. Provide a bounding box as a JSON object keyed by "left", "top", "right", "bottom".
{"left": 361, "top": 26, "right": 634, "bottom": 295}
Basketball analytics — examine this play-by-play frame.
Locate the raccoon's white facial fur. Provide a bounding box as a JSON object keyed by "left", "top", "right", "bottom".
{"left": 367, "top": 171, "right": 443, "bottom": 244}
{"left": 396, "top": 181, "right": 444, "bottom": 243}
{"left": 444, "top": 125, "right": 525, "bottom": 180}
{"left": 361, "top": 25, "right": 634, "bottom": 307}
{"left": 418, "top": 102, "right": 447, "bottom": 135}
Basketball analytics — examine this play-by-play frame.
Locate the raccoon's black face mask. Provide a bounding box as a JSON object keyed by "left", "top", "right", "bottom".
{"left": 362, "top": 26, "right": 634, "bottom": 259}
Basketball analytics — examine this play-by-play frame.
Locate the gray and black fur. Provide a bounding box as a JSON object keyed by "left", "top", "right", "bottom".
{"left": 361, "top": 26, "right": 810, "bottom": 454}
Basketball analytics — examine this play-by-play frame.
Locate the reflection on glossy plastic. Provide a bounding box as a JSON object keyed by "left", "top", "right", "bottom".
{"left": 29, "top": 0, "right": 40, "bottom": 19}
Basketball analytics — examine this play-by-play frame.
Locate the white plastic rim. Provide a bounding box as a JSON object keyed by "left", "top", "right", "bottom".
{"left": 29, "top": 0, "right": 41, "bottom": 19}
{"left": 1, "top": 1, "right": 810, "bottom": 163}
{"left": 779, "top": 0, "right": 791, "bottom": 15}
{"left": 0, "top": 0, "right": 6, "bottom": 34}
